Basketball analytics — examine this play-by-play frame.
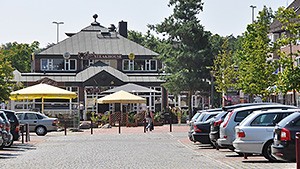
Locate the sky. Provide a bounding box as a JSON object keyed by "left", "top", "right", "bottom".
{"left": 0, "top": 0, "right": 292, "bottom": 48}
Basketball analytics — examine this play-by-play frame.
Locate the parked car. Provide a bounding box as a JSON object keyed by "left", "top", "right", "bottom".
{"left": 272, "top": 112, "right": 300, "bottom": 162}
{"left": 217, "top": 104, "right": 296, "bottom": 151}
{"left": 0, "top": 117, "right": 6, "bottom": 146}
{"left": 192, "top": 110, "right": 222, "bottom": 144}
{"left": 209, "top": 103, "right": 277, "bottom": 148}
{"left": 188, "top": 108, "right": 222, "bottom": 142}
{"left": 0, "top": 109, "right": 20, "bottom": 142}
{"left": 0, "top": 111, "right": 13, "bottom": 148}
{"left": 16, "top": 111, "right": 59, "bottom": 136}
{"left": 233, "top": 109, "right": 299, "bottom": 161}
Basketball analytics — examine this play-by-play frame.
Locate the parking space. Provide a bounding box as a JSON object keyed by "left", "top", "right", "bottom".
{"left": 0, "top": 125, "right": 297, "bottom": 168}
{"left": 179, "top": 138, "right": 297, "bottom": 169}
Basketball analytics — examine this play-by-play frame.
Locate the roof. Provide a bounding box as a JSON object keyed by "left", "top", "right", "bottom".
{"left": 13, "top": 66, "right": 164, "bottom": 83}
{"left": 270, "top": 0, "right": 300, "bottom": 33}
{"left": 39, "top": 19, "right": 158, "bottom": 56}
{"left": 101, "top": 83, "right": 160, "bottom": 93}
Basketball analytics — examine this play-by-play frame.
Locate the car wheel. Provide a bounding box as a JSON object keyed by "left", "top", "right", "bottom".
{"left": 262, "top": 140, "right": 277, "bottom": 162}
{"left": 4, "top": 139, "right": 13, "bottom": 147}
{"left": 35, "top": 126, "right": 47, "bottom": 136}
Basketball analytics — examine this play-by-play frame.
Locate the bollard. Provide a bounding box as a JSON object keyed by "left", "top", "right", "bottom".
{"left": 118, "top": 120, "right": 121, "bottom": 134}
{"left": 21, "top": 124, "right": 24, "bottom": 144}
{"left": 296, "top": 132, "right": 300, "bottom": 168}
{"left": 91, "top": 120, "right": 93, "bottom": 135}
{"left": 64, "top": 119, "right": 67, "bottom": 136}
{"left": 25, "top": 123, "right": 30, "bottom": 142}
{"left": 170, "top": 113, "right": 172, "bottom": 132}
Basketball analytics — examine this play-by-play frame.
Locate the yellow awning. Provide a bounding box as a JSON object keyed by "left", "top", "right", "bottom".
{"left": 10, "top": 83, "right": 77, "bottom": 100}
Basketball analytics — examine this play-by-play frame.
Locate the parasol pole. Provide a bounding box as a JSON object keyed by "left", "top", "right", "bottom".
{"left": 41, "top": 97, "right": 44, "bottom": 113}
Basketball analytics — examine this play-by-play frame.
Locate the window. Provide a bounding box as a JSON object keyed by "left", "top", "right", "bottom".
{"left": 41, "top": 59, "right": 77, "bottom": 71}
{"left": 235, "top": 110, "right": 252, "bottom": 122}
{"left": 251, "top": 113, "right": 278, "bottom": 126}
{"left": 122, "top": 59, "right": 157, "bottom": 71}
{"left": 24, "top": 113, "right": 37, "bottom": 120}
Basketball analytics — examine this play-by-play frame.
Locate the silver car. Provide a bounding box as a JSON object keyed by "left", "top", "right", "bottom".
{"left": 16, "top": 111, "right": 58, "bottom": 136}
{"left": 217, "top": 104, "right": 297, "bottom": 150}
{"left": 233, "top": 109, "right": 300, "bottom": 161}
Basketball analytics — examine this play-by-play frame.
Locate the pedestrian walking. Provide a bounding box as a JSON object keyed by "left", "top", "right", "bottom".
{"left": 145, "top": 107, "right": 153, "bottom": 132}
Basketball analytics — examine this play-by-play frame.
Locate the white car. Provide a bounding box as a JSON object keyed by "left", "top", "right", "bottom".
{"left": 217, "top": 104, "right": 296, "bottom": 150}
{"left": 233, "top": 109, "right": 300, "bottom": 161}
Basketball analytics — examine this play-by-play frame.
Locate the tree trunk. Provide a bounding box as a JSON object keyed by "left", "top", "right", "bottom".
{"left": 188, "top": 90, "right": 193, "bottom": 120}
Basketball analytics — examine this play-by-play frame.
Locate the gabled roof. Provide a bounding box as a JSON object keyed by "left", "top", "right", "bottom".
{"left": 101, "top": 83, "right": 160, "bottom": 93}
{"left": 39, "top": 19, "right": 158, "bottom": 56}
{"left": 270, "top": 0, "right": 300, "bottom": 33}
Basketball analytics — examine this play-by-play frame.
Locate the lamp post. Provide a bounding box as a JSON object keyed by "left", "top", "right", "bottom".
{"left": 250, "top": 5, "right": 256, "bottom": 23}
{"left": 52, "top": 21, "right": 64, "bottom": 43}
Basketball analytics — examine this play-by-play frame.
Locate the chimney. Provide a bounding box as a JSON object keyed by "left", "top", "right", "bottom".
{"left": 118, "top": 21, "right": 127, "bottom": 38}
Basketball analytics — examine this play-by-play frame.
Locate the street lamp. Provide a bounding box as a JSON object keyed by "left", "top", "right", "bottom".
{"left": 52, "top": 21, "right": 64, "bottom": 43}
{"left": 250, "top": 5, "right": 257, "bottom": 23}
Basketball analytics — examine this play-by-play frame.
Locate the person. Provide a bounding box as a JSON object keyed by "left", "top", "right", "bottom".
{"left": 145, "top": 107, "right": 153, "bottom": 132}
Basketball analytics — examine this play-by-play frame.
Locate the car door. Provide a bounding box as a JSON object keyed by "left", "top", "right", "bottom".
{"left": 23, "top": 113, "right": 39, "bottom": 131}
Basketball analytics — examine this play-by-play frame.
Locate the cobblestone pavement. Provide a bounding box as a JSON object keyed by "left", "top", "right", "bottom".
{"left": 0, "top": 124, "right": 296, "bottom": 169}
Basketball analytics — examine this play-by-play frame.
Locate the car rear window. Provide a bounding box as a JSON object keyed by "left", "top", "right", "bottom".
{"left": 234, "top": 110, "right": 252, "bottom": 122}
{"left": 251, "top": 112, "right": 294, "bottom": 126}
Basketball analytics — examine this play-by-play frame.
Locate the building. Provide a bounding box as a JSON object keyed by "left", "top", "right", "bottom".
{"left": 11, "top": 14, "right": 169, "bottom": 119}
{"left": 269, "top": 0, "right": 300, "bottom": 105}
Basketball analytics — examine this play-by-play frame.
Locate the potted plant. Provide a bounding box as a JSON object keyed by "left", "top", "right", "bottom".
{"left": 126, "top": 112, "right": 137, "bottom": 127}
{"left": 153, "top": 112, "right": 163, "bottom": 126}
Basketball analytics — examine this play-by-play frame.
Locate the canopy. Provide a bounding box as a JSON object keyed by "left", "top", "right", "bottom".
{"left": 10, "top": 83, "right": 77, "bottom": 113}
{"left": 97, "top": 90, "right": 146, "bottom": 104}
{"left": 101, "top": 83, "right": 159, "bottom": 94}
{"left": 10, "top": 83, "right": 77, "bottom": 100}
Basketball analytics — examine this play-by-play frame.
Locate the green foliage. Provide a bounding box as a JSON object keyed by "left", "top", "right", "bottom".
{"left": 100, "top": 113, "right": 110, "bottom": 124}
{"left": 273, "top": 7, "right": 300, "bottom": 96}
{"left": 213, "top": 38, "right": 238, "bottom": 94}
{"left": 153, "top": 112, "right": 162, "bottom": 122}
{"left": 236, "top": 7, "right": 277, "bottom": 99}
{"left": 0, "top": 50, "right": 14, "bottom": 101}
{"left": 90, "top": 112, "right": 99, "bottom": 123}
{"left": 127, "top": 112, "right": 136, "bottom": 123}
{"left": 149, "top": 0, "right": 213, "bottom": 118}
{"left": 1, "top": 41, "right": 39, "bottom": 72}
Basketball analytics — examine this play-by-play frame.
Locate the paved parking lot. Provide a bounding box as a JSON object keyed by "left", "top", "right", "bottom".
{"left": 0, "top": 125, "right": 297, "bottom": 169}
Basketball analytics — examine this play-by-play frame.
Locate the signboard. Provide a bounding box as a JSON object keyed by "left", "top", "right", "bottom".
{"left": 78, "top": 52, "right": 122, "bottom": 60}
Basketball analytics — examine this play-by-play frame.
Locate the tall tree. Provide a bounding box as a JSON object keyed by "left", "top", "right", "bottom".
{"left": 212, "top": 38, "right": 238, "bottom": 106}
{"left": 274, "top": 7, "right": 300, "bottom": 105}
{"left": 149, "top": 0, "right": 212, "bottom": 118}
{"left": 1, "top": 41, "right": 39, "bottom": 72}
{"left": 236, "top": 7, "right": 277, "bottom": 101}
{"left": 0, "top": 48, "right": 14, "bottom": 101}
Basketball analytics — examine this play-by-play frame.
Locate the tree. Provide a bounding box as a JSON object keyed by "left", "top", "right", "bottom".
{"left": 128, "top": 30, "right": 163, "bottom": 54}
{"left": 1, "top": 41, "right": 39, "bottom": 72}
{"left": 149, "top": 0, "right": 212, "bottom": 119}
{"left": 212, "top": 38, "right": 238, "bottom": 106}
{"left": 0, "top": 49, "right": 14, "bottom": 101}
{"left": 274, "top": 7, "right": 300, "bottom": 105}
{"left": 236, "top": 7, "right": 277, "bottom": 101}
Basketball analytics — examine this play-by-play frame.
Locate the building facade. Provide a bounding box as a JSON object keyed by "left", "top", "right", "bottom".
{"left": 11, "top": 15, "right": 169, "bottom": 119}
